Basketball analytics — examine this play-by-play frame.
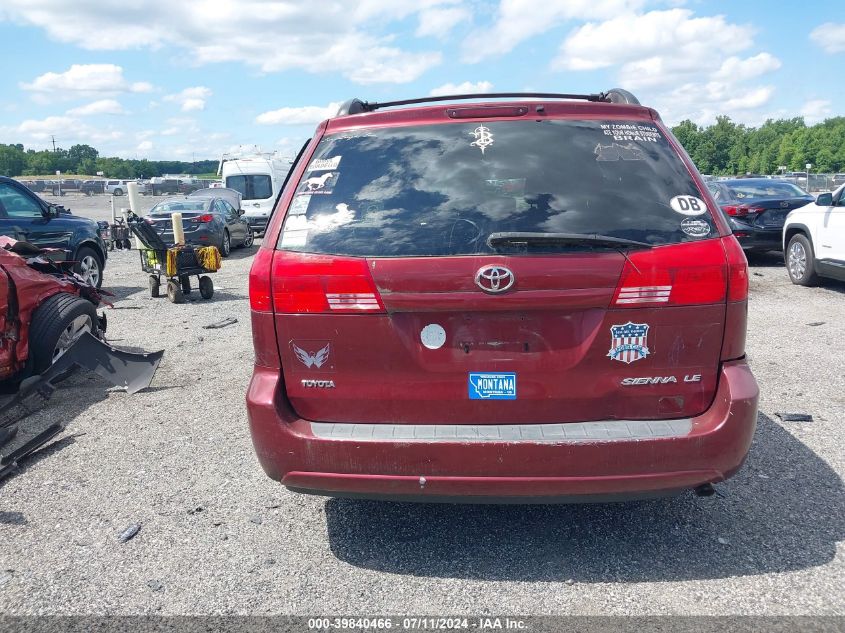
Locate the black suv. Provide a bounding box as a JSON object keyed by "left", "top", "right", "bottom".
{"left": 1, "top": 177, "right": 107, "bottom": 287}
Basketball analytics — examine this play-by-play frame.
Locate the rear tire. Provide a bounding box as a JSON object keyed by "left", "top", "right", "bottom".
{"left": 167, "top": 280, "right": 184, "bottom": 304}
{"left": 242, "top": 229, "right": 254, "bottom": 248}
{"left": 220, "top": 230, "right": 231, "bottom": 258}
{"left": 199, "top": 276, "right": 214, "bottom": 300}
{"left": 29, "top": 293, "right": 98, "bottom": 374}
{"left": 786, "top": 234, "right": 819, "bottom": 286}
{"left": 113, "top": 188, "right": 123, "bottom": 196}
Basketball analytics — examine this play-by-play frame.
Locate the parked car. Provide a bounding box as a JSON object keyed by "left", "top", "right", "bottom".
{"left": 245, "top": 89, "right": 757, "bottom": 503}
{"left": 706, "top": 179, "right": 814, "bottom": 254}
{"left": 80, "top": 180, "right": 105, "bottom": 195}
{"left": 24, "top": 180, "right": 46, "bottom": 193}
{"left": 143, "top": 193, "right": 252, "bottom": 256}
{"left": 0, "top": 176, "right": 107, "bottom": 287}
{"left": 783, "top": 186, "right": 845, "bottom": 285}
{"left": 104, "top": 179, "right": 147, "bottom": 196}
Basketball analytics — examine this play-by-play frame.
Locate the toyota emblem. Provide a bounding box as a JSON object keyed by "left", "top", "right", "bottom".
{"left": 475, "top": 265, "right": 515, "bottom": 293}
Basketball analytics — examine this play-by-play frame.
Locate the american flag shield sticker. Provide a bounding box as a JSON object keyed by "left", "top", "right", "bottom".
{"left": 607, "top": 322, "right": 650, "bottom": 364}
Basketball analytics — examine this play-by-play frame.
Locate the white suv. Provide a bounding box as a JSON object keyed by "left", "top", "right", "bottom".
{"left": 104, "top": 179, "right": 147, "bottom": 196}
{"left": 783, "top": 186, "right": 845, "bottom": 285}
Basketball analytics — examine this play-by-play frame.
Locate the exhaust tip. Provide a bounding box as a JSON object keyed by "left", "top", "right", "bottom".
{"left": 694, "top": 483, "right": 716, "bottom": 497}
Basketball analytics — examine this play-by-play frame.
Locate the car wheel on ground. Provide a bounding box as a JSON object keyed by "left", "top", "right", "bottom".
{"left": 113, "top": 188, "right": 123, "bottom": 196}
{"left": 786, "top": 234, "right": 819, "bottom": 286}
{"left": 28, "top": 293, "right": 97, "bottom": 374}
{"left": 220, "top": 230, "right": 231, "bottom": 257}
{"left": 73, "top": 246, "right": 103, "bottom": 289}
{"left": 242, "top": 229, "right": 254, "bottom": 249}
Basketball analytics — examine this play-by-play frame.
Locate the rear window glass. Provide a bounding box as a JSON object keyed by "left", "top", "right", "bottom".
{"left": 726, "top": 182, "right": 809, "bottom": 200}
{"left": 226, "top": 174, "right": 272, "bottom": 200}
{"left": 278, "top": 119, "right": 712, "bottom": 256}
{"left": 150, "top": 201, "right": 206, "bottom": 214}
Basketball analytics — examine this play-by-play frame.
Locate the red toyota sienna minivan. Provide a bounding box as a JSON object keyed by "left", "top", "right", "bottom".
{"left": 247, "top": 89, "right": 758, "bottom": 503}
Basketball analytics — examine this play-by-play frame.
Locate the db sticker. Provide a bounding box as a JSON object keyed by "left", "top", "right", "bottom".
{"left": 669, "top": 195, "right": 707, "bottom": 216}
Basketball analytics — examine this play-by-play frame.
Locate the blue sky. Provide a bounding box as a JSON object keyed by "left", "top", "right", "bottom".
{"left": 0, "top": 0, "right": 843, "bottom": 161}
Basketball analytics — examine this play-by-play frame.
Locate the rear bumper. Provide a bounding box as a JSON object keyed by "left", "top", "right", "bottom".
{"left": 728, "top": 220, "right": 783, "bottom": 251}
{"left": 245, "top": 217, "right": 269, "bottom": 232}
{"left": 246, "top": 360, "right": 758, "bottom": 503}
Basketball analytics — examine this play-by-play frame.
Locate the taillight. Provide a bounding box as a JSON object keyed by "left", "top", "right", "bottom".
{"left": 723, "top": 236, "right": 749, "bottom": 302}
{"left": 197, "top": 214, "right": 214, "bottom": 223}
{"left": 271, "top": 252, "right": 385, "bottom": 314}
{"left": 612, "top": 240, "right": 727, "bottom": 307}
{"left": 722, "top": 204, "right": 764, "bottom": 217}
{"left": 721, "top": 236, "right": 749, "bottom": 360}
{"left": 249, "top": 247, "right": 274, "bottom": 312}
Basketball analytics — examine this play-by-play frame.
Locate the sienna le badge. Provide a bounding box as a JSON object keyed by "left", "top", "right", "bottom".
{"left": 607, "top": 322, "right": 650, "bottom": 364}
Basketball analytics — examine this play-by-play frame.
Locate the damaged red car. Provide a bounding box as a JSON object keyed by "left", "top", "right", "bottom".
{"left": 247, "top": 89, "right": 759, "bottom": 503}
{"left": 0, "top": 238, "right": 105, "bottom": 383}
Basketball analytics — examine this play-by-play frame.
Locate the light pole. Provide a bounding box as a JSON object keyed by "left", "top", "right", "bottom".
{"left": 806, "top": 163, "right": 812, "bottom": 192}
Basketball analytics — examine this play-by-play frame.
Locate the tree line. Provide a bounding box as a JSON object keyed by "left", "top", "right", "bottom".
{"left": 671, "top": 115, "right": 845, "bottom": 175}
{"left": 3, "top": 114, "right": 845, "bottom": 178}
{"left": 0, "top": 143, "right": 217, "bottom": 178}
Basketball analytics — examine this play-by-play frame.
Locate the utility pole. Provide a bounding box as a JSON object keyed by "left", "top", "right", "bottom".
{"left": 51, "top": 135, "right": 57, "bottom": 152}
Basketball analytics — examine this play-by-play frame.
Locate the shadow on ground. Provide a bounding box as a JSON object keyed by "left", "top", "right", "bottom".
{"left": 325, "top": 414, "right": 843, "bottom": 582}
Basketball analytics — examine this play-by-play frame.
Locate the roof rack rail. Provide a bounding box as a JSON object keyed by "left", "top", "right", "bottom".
{"left": 335, "top": 89, "right": 640, "bottom": 116}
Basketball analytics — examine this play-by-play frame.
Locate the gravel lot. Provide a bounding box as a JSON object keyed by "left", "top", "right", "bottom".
{"left": 0, "top": 193, "right": 843, "bottom": 615}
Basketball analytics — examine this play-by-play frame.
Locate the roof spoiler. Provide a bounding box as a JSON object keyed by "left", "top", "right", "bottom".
{"left": 335, "top": 88, "right": 640, "bottom": 116}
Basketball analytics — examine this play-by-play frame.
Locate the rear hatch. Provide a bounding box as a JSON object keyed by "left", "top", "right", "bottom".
{"left": 225, "top": 174, "right": 274, "bottom": 219}
{"left": 267, "top": 117, "right": 738, "bottom": 425}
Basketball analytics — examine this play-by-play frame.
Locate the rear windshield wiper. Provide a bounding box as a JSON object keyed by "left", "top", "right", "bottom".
{"left": 486, "top": 232, "right": 653, "bottom": 250}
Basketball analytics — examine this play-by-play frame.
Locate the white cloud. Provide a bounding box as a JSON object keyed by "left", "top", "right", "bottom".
{"left": 801, "top": 99, "right": 833, "bottom": 125}
{"left": 429, "top": 81, "right": 494, "bottom": 96}
{"left": 462, "top": 0, "right": 642, "bottom": 63}
{"left": 20, "top": 64, "right": 154, "bottom": 100}
{"left": 416, "top": 6, "right": 470, "bottom": 38}
{"left": 67, "top": 99, "right": 126, "bottom": 116}
{"left": 137, "top": 140, "right": 153, "bottom": 152}
{"left": 164, "top": 86, "right": 211, "bottom": 112}
{"left": 256, "top": 103, "right": 340, "bottom": 126}
{"left": 7, "top": 115, "right": 124, "bottom": 145}
{"left": 810, "top": 23, "right": 845, "bottom": 54}
{"left": 552, "top": 9, "right": 781, "bottom": 125}
{"left": 1, "top": 1, "right": 444, "bottom": 85}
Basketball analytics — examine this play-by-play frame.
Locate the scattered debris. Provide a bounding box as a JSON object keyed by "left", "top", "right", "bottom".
{"left": 263, "top": 558, "right": 276, "bottom": 567}
{"left": 753, "top": 272, "right": 763, "bottom": 277}
{"left": 203, "top": 317, "right": 238, "bottom": 330}
{"left": 118, "top": 522, "right": 142, "bottom": 543}
{"left": 775, "top": 412, "right": 813, "bottom": 422}
{"left": 717, "top": 537, "right": 729, "bottom": 545}
{"left": 807, "top": 321, "right": 825, "bottom": 327}
{"left": 249, "top": 515, "right": 263, "bottom": 525}
{"left": 147, "top": 580, "right": 164, "bottom": 592}
{"left": 187, "top": 506, "right": 204, "bottom": 515}
{"left": 564, "top": 578, "right": 575, "bottom": 586}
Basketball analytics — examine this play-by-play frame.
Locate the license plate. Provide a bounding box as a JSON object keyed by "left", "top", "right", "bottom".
{"left": 468, "top": 372, "right": 517, "bottom": 400}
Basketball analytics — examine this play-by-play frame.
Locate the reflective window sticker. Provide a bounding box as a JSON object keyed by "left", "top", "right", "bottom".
{"left": 468, "top": 372, "right": 517, "bottom": 400}
{"left": 680, "top": 217, "right": 711, "bottom": 237}
{"left": 308, "top": 156, "right": 342, "bottom": 171}
{"left": 669, "top": 195, "right": 707, "bottom": 216}
{"left": 288, "top": 194, "right": 311, "bottom": 216}
{"left": 469, "top": 125, "right": 494, "bottom": 155}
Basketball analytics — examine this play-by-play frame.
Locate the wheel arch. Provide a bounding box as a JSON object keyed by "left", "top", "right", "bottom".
{"left": 73, "top": 239, "right": 106, "bottom": 269}
{"left": 783, "top": 223, "right": 812, "bottom": 251}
